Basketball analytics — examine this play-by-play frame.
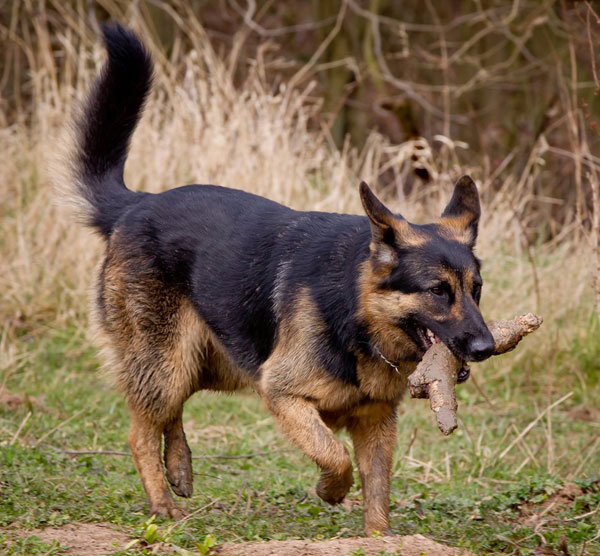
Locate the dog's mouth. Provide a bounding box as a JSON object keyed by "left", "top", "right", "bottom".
{"left": 416, "top": 326, "right": 441, "bottom": 350}
{"left": 415, "top": 326, "right": 470, "bottom": 383}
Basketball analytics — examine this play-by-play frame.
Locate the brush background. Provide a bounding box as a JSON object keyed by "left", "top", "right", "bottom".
{"left": 1, "top": 2, "right": 600, "bottom": 555}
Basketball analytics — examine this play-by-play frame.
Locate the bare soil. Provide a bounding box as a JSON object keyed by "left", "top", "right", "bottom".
{"left": 520, "top": 482, "right": 584, "bottom": 522}
{"left": 218, "top": 534, "right": 469, "bottom": 555}
{"left": 0, "top": 385, "right": 45, "bottom": 411}
{"left": 13, "top": 522, "right": 130, "bottom": 555}
{"left": 0, "top": 386, "right": 29, "bottom": 409}
{"left": 12, "top": 523, "right": 469, "bottom": 555}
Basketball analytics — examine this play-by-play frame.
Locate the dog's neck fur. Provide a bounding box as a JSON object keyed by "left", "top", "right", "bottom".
{"left": 277, "top": 219, "right": 419, "bottom": 384}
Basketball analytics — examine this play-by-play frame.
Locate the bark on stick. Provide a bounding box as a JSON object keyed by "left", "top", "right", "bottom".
{"left": 408, "top": 313, "right": 543, "bottom": 435}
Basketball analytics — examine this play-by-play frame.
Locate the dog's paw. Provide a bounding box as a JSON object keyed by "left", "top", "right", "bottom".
{"left": 150, "top": 503, "right": 187, "bottom": 520}
{"left": 166, "top": 461, "right": 193, "bottom": 498}
{"left": 316, "top": 467, "right": 354, "bottom": 505}
{"left": 168, "top": 474, "right": 193, "bottom": 498}
{"left": 164, "top": 439, "right": 193, "bottom": 498}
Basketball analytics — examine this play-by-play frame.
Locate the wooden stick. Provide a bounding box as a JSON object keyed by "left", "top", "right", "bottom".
{"left": 408, "top": 313, "right": 543, "bottom": 435}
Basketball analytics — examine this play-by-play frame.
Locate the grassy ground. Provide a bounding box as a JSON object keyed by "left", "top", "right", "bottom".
{"left": 1, "top": 315, "right": 599, "bottom": 555}
{"left": 1, "top": 4, "right": 600, "bottom": 555}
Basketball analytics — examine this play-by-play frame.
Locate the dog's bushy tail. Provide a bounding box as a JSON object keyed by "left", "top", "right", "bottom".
{"left": 70, "top": 24, "right": 153, "bottom": 237}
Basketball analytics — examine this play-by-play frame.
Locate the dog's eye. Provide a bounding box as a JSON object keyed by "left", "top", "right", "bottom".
{"left": 430, "top": 286, "right": 444, "bottom": 296}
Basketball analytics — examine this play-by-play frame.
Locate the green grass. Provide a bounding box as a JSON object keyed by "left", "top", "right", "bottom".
{"left": 1, "top": 320, "right": 600, "bottom": 555}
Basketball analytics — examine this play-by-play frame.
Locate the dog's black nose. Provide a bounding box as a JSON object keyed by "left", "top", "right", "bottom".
{"left": 468, "top": 336, "right": 495, "bottom": 362}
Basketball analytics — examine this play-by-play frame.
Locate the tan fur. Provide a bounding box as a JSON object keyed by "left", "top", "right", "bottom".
{"left": 92, "top": 235, "right": 418, "bottom": 531}
{"left": 258, "top": 289, "right": 410, "bottom": 530}
{"left": 391, "top": 218, "right": 429, "bottom": 247}
{"left": 93, "top": 233, "right": 251, "bottom": 417}
{"left": 437, "top": 215, "right": 475, "bottom": 244}
{"left": 92, "top": 232, "right": 254, "bottom": 517}
{"left": 462, "top": 268, "right": 476, "bottom": 293}
{"left": 259, "top": 288, "right": 362, "bottom": 411}
{"left": 128, "top": 407, "right": 185, "bottom": 518}
{"left": 368, "top": 219, "right": 428, "bottom": 273}
{"left": 356, "top": 261, "right": 422, "bottom": 370}
{"left": 260, "top": 288, "right": 410, "bottom": 410}
{"left": 347, "top": 402, "right": 397, "bottom": 534}
{"left": 259, "top": 291, "right": 355, "bottom": 503}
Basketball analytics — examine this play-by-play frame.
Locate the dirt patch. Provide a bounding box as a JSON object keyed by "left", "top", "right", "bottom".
{"left": 183, "top": 421, "right": 239, "bottom": 444}
{"left": 11, "top": 524, "right": 468, "bottom": 556}
{"left": 218, "top": 534, "right": 469, "bottom": 556}
{"left": 520, "top": 482, "right": 584, "bottom": 520}
{"left": 0, "top": 385, "right": 45, "bottom": 411}
{"left": 14, "top": 522, "right": 130, "bottom": 556}
{"left": 568, "top": 405, "right": 600, "bottom": 422}
{"left": 0, "top": 386, "right": 28, "bottom": 409}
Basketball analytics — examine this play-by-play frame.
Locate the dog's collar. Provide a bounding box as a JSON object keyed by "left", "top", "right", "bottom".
{"left": 371, "top": 344, "right": 401, "bottom": 375}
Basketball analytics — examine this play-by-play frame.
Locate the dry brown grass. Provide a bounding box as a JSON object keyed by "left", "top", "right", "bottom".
{"left": 0, "top": 2, "right": 596, "bottom": 391}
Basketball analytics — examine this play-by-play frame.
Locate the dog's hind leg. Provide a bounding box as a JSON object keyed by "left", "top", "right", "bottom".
{"left": 263, "top": 393, "right": 354, "bottom": 504}
{"left": 97, "top": 252, "right": 202, "bottom": 517}
{"left": 128, "top": 406, "right": 186, "bottom": 519}
{"left": 163, "top": 411, "right": 193, "bottom": 498}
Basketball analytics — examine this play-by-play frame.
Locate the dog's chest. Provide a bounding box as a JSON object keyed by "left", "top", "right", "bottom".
{"left": 307, "top": 358, "right": 412, "bottom": 416}
{"left": 355, "top": 356, "right": 415, "bottom": 402}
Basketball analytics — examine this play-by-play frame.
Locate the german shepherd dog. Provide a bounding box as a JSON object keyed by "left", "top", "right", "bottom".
{"left": 69, "top": 24, "right": 495, "bottom": 534}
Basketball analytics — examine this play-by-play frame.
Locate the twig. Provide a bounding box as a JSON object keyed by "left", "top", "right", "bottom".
{"left": 33, "top": 408, "right": 86, "bottom": 448}
{"left": 470, "top": 373, "right": 499, "bottom": 412}
{"left": 286, "top": 0, "right": 347, "bottom": 92}
{"left": 228, "top": 481, "right": 247, "bottom": 515}
{"left": 9, "top": 411, "right": 31, "bottom": 445}
{"left": 511, "top": 210, "right": 542, "bottom": 313}
{"left": 356, "top": 0, "right": 467, "bottom": 124}
{"left": 229, "top": 0, "right": 337, "bottom": 38}
{"left": 409, "top": 314, "right": 543, "bottom": 435}
{"left": 61, "top": 449, "right": 130, "bottom": 456}
{"left": 59, "top": 448, "right": 288, "bottom": 460}
{"left": 569, "top": 434, "right": 600, "bottom": 480}
{"left": 175, "top": 498, "right": 221, "bottom": 523}
{"left": 571, "top": 502, "right": 600, "bottom": 521}
{"left": 496, "top": 392, "right": 573, "bottom": 462}
{"left": 510, "top": 423, "right": 540, "bottom": 468}
{"left": 514, "top": 437, "right": 547, "bottom": 474}
{"left": 580, "top": 528, "right": 600, "bottom": 556}
{"left": 193, "top": 449, "right": 288, "bottom": 460}
{"left": 404, "top": 426, "right": 418, "bottom": 456}
{"left": 585, "top": 2, "right": 600, "bottom": 89}
{"left": 587, "top": 172, "right": 600, "bottom": 320}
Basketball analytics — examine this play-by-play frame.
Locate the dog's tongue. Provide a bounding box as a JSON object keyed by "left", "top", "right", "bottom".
{"left": 457, "top": 363, "right": 470, "bottom": 383}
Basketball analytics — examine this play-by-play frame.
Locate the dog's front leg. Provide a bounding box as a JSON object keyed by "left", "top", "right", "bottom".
{"left": 263, "top": 393, "right": 354, "bottom": 504}
{"left": 348, "top": 402, "right": 397, "bottom": 535}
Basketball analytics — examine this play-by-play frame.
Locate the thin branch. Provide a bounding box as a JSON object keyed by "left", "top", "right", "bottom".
{"left": 350, "top": 0, "right": 468, "bottom": 124}
{"left": 229, "top": 0, "right": 338, "bottom": 38}
{"left": 286, "top": 0, "right": 348, "bottom": 92}
{"left": 496, "top": 392, "right": 573, "bottom": 462}
{"left": 33, "top": 409, "right": 86, "bottom": 448}
{"left": 9, "top": 411, "right": 32, "bottom": 446}
{"left": 588, "top": 172, "right": 600, "bottom": 320}
{"left": 59, "top": 448, "right": 289, "bottom": 460}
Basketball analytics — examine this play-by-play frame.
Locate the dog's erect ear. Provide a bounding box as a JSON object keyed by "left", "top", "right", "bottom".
{"left": 359, "top": 181, "right": 398, "bottom": 269}
{"left": 359, "top": 181, "right": 395, "bottom": 236}
{"left": 440, "top": 175, "right": 480, "bottom": 246}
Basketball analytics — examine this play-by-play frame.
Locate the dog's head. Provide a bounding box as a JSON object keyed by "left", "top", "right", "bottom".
{"left": 358, "top": 176, "right": 494, "bottom": 365}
